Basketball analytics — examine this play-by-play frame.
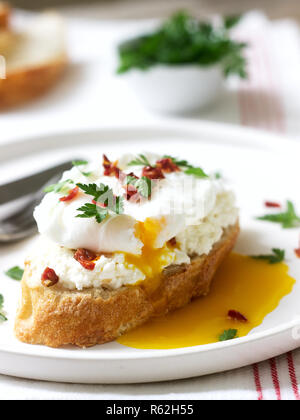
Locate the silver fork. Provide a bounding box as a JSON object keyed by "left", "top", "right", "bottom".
{"left": 0, "top": 160, "right": 75, "bottom": 242}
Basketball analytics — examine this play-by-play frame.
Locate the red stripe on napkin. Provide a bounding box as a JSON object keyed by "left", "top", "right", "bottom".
{"left": 287, "top": 352, "right": 300, "bottom": 400}
{"left": 270, "top": 358, "right": 281, "bottom": 400}
{"left": 253, "top": 363, "right": 264, "bottom": 400}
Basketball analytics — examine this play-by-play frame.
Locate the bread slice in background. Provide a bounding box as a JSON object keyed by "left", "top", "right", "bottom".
{"left": 15, "top": 222, "right": 239, "bottom": 349}
{"left": 0, "top": 28, "right": 15, "bottom": 56}
{"left": 0, "top": 11, "right": 68, "bottom": 108}
{"left": 0, "top": 3, "right": 15, "bottom": 56}
{"left": 0, "top": 2, "right": 10, "bottom": 28}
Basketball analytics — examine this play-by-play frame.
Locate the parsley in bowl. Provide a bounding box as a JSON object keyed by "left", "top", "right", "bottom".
{"left": 117, "top": 12, "right": 247, "bottom": 113}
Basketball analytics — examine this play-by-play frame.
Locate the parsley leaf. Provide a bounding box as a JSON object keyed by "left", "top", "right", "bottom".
{"left": 76, "top": 183, "right": 124, "bottom": 223}
{"left": 72, "top": 160, "right": 88, "bottom": 166}
{"left": 128, "top": 154, "right": 152, "bottom": 167}
{"left": 184, "top": 167, "right": 209, "bottom": 178}
{"left": 114, "top": 195, "right": 125, "bottom": 214}
{"left": 136, "top": 177, "right": 152, "bottom": 198}
{"left": 251, "top": 248, "right": 285, "bottom": 264}
{"left": 117, "top": 11, "right": 247, "bottom": 78}
{"left": 163, "top": 155, "right": 191, "bottom": 168}
{"left": 44, "top": 179, "right": 74, "bottom": 194}
{"left": 0, "top": 313, "right": 6, "bottom": 321}
{"left": 72, "top": 160, "right": 92, "bottom": 177}
{"left": 77, "top": 183, "right": 106, "bottom": 201}
{"left": 0, "top": 294, "right": 7, "bottom": 322}
{"left": 257, "top": 200, "right": 300, "bottom": 229}
{"left": 164, "top": 155, "right": 209, "bottom": 178}
{"left": 126, "top": 175, "right": 152, "bottom": 198}
{"left": 76, "top": 203, "right": 108, "bottom": 223}
{"left": 219, "top": 329, "right": 238, "bottom": 342}
{"left": 5, "top": 266, "right": 24, "bottom": 281}
{"left": 214, "top": 172, "right": 222, "bottom": 179}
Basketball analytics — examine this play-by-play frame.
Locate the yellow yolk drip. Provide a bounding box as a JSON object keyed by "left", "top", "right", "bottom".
{"left": 117, "top": 253, "right": 295, "bottom": 349}
{"left": 124, "top": 218, "right": 176, "bottom": 294}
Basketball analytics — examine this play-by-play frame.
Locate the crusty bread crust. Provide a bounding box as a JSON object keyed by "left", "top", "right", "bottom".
{"left": 0, "top": 29, "right": 16, "bottom": 56}
{"left": 0, "top": 58, "right": 67, "bottom": 109}
{"left": 0, "top": 3, "right": 10, "bottom": 29}
{"left": 0, "top": 9, "right": 68, "bottom": 109}
{"left": 0, "top": 3, "right": 13, "bottom": 57}
{"left": 15, "top": 222, "right": 239, "bottom": 348}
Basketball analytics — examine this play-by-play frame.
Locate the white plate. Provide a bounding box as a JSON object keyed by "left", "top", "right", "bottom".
{"left": 0, "top": 121, "right": 299, "bottom": 384}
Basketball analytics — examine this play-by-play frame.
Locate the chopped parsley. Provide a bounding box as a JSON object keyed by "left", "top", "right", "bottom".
{"left": 257, "top": 200, "right": 300, "bottom": 229}
{"left": 251, "top": 248, "right": 285, "bottom": 264}
{"left": 163, "top": 156, "right": 190, "bottom": 168}
{"left": 126, "top": 175, "right": 152, "bottom": 198}
{"left": 128, "top": 154, "right": 152, "bottom": 167}
{"left": 184, "top": 167, "right": 209, "bottom": 178}
{"left": 214, "top": 172, "right": 222, "bottom": 179}
{"left": 76, "top": 203, "right": 108, "bottom": 223}
{"left": 72, "top": 160, "right": 92, "bottom": 177}
{"left": 117, "top": 11, "right": 247, "bottom": 78}
{"left": 164, "top": 155, "right": 209, "bottom": 178}
{"left": 44, "top": 179, "right": 74, "bottom": 194}
{"left": 0, "top": 294, "right": 7, "bottom": 322}
{"left": 76, "top": 183, "right": 124, "bottom": 223}
{"left": 5, "top": 266, "right": 24, "bottom": 281}
{"left": 72, "top": 160, "right": 88, "bottom": 166}
{"left": 128, "top": 154, "right": 209, "bottom": 179}
{"left": 219, "top": 329, "right": 238, "bottom": 342}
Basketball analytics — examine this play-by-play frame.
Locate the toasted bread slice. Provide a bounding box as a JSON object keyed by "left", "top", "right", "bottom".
{"left": 15, "top": 222, "right": 239, "bottom": 348}
{"left": 0, "top": 2, "right": 10, "bottom": 29}
{"left": 0, "top": 3, "right": 14, "bottom": 56}
{"left": 0, "top": 28, "right": 15, "bottom": 55}
{"left": 0, "top": 12, "right": 67, "bottom": 108}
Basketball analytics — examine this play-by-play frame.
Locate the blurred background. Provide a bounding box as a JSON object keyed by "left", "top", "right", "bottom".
{"left": 1, "top": 0, "right": 300, "bottom": 138}
{"left": 10, "top": 0, "right": 300, "bottom": 20}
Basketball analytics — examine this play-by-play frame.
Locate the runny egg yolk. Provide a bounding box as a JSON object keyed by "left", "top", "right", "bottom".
{"left": 117, "top": 253, "right": 295, "bottom": 349}
{"left": 123, "top": 217, "right": 176, "bottom": 293}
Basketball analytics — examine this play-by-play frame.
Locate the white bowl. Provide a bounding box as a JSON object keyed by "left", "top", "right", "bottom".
{"left": 123, "top": 64, "right": 223, "bottom": 114}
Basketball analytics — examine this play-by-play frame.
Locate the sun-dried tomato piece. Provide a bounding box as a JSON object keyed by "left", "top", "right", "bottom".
{"left": 59, "top": 186, "right": 79, "bottom": 202}
{"left": 227, "top": 310, "right": 248, "bottom": 322}
{"left": 295, "top": 248, "right": 300, "bottom": 258}
{"left": 156, "top": 158, "right": 180, "bottom": 173}
{"left": 142, "top": 166, "right": 165, "bottom": 180}
{"left": 168, "top": 237, "right": 177, "bottom": 246}
{"left": 124, "top": 185, "right": 140, "bottom": 202}
{"left": 102, "top": 154, "right": 121, "bottom": 179}
{"left": 127, "top": 172, "right": 139, "bottom": 181}
{"left": 264, "top": 201, "right": 281, "bottom": 208}
{"left": 122, "top": 172, "right": 140, "bottom": 202}
{"left": 74, "top": 248, "right": 97, "bottom": 271}
{"left": 41, "top": 267, "right": 59, "bottom": 287}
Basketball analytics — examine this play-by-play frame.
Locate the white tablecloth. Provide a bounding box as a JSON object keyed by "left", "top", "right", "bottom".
{"left": 1, "top": 10, "right": 300, "bottom": 400}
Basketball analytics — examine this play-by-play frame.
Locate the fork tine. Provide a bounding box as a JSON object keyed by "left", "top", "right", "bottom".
{"left": 0, "top": 165, "right": 74, "bottom": 242}
{"left": 2, "top": 207, "right": 31, "bottom": 224}
{"left": 0, "top": 224, "right": 37, "bottom": 242}
{"left": 6, "top": 205, "right": 36, "bottom": 225}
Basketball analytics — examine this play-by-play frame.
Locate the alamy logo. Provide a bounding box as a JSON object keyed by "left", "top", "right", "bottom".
{"left": 0, "top": 55, "right": 6, "bottom": 79}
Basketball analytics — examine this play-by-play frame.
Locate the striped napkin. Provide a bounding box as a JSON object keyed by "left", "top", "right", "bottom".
{"left": 0, "top": 10, "right": 299, "bottom": 400}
